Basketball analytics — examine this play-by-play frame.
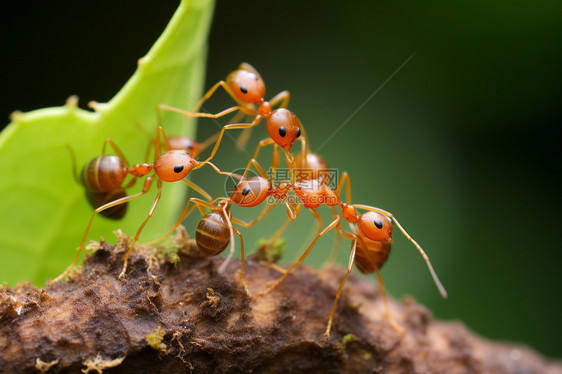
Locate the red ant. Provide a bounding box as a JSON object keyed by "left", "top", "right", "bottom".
{"left": 68, "top": 120, "right": 219, "bottom": 221}
{"left": 51, "top": 126, "right": 232, "bottom": 284}
{"left": 158, "top": 63, "right": 308, "bottom": 171}
{"left": 148, "top": 146, "right": 340, "bottom": 296}
{"left": 147, "top": 153, "right": 303, "bottom": 297}
{"left": 148, "top": 147, "right": 447, "bottom": 335}
{"left": 257, "top": 171, "right": 448, "bottom": 336}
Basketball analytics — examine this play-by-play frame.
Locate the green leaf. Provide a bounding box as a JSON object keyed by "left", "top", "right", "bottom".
{"left": 0, "top": 0, "right": 215, "bottom": 286}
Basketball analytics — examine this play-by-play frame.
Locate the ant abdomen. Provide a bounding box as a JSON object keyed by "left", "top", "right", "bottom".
{"left": 196, "top": 212, "right": 231, "bottom": 256}
{"left": 294, "top": 152, "right": 330, "bottom": 183}
{"left": 354, "top": 235, "right": 392, "bottom": 274}
{"left": 81, "top": 155, "right": 128, "bottom": 192}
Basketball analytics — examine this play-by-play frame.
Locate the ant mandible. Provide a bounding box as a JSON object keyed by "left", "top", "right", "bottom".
{"left": 51, "top": 126, "right": 232, "bottom": 284}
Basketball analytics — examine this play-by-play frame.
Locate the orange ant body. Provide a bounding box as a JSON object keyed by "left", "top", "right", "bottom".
{"left": 150, "top": 152, "right": 335, "bottom": 296}
{"left": 258, "top": 172, "right": 448, "bottom": 336}
{"left": 73, "top": 128, "right": 218, "bottom": 220}
{"left": 148, "top": 157, "right": 293, "bottom": 298}
{"left": 144, "top": 147, "right": 446, "bottom": 336}
{"left": 158, "top": 63, "right": 307, "bottom": 169}
{"left": 51, "top": 126, "right": 232, "bottom": 284}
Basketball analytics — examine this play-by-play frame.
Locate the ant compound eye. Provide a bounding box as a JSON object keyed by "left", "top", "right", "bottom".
{"left": 278, "top": 126, "right": 286, "bottom": 137}
{"left": 174, "top": 165, "right": 184, "bottom": 173}
{"left": 357, "top": 211, "right": 393, "bottom": 242}
{"left": 296, "top": 127, "right": 301, "bottom": 138}
{"left": 240, "top": 85, "right": 248, "bottom": 94}
{"left": 242, "top": 186, "right": 251, "bottom": 196}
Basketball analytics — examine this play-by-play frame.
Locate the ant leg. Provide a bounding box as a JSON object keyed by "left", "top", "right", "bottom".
{"left": 254, "top": 217, "right": 292, "bottom": 275}
{"left": 336, "top": 171, "right": 352, "bottom": 205}
{"left": 119, "top": 179, "right": 163, "bottom": 279}
{"left": 198, "top": 130, "right": 222, "bottom": 153}
{"left": 134, "top": 122, "right": 155, "bottom": 163}
{"left": 218, "top": 204, "right": 236, "bottom": 275}
{"left": 231, "top": 200, "right": 280, "bottom": 229}
{"left": 265, "top": 216, "right": 291, "bottom": 245}
{"left": 352, "top": 204, "right": 448, "bottom": 299}
{"left": 282, "top": 199, "right": 300, "bottom": 222}
{"left": 101, "top": 139, "right": 130, "bottom": 167}
{"left": 204, "top": 161, "right": 243, "bottom": 181}
{"left": 145, "top": 197, "right": 219, "bottom": 246}
{"left": 154, "top": 126, "right": 172, "bottom": 158}
{"left": 235, "top": 128, "right": 253, "bottom": 150}
{"left": 374, "top": 267, "right": 404, "bottom": 334}
{"left": 50, "top": 178, "right": 154, "bottom": 284}
{"left": 232, "top": 226, "right": 251, "bottom": 298}
{"left": 281, "top": 149, "right": 296, "bottom": 182}
{"left": 230, "top": 110, "right": 254, "bottom": 150}
{"left": 324, "top": 234, "right": 357, "bottom": 337}
{"left": 242, "top": 158, "right": 271, "bottom": 181}
{"left": 292, "top": 208, "right": 324, "bottom": 262}
{"left": 65, "top": 144, "right": 80, "bottom": 183}
{"left": 259, "top": 215, "right": 340, "bottom": 297}
{"left": 294, "top": 137, "right": 308, "bottom": 171}
{"left": 158, "top": 103, "right": 256, "bottom": 121}
{"left": 271, "top": 144, "right": 281, "bottom": 185}
{"left": 242, "top": 138, "right": 275, "bottom": 178}
{"left": 123, "top": 176, "right": 138, "bottom": 190}
{"left": 269, "top": 90, "right": 291, "bottom": 109}
{"left": 192, "top": 81, "right": 248, "bottom": 112}
{"left": 326, "top": 206, "right": 343, "bottom": 263}
{"left": 193, "top": 117, "right": 264, "bottom": 168}
{"left": 181, "top": 179, "right": 212, "bottom": 201}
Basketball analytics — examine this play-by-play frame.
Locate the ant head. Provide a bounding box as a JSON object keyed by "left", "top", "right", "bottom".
{"left": 167, "top": 136, "right": 202, "bottom": 157}
{"left": 357, "top": 212, "right": 393, "bottom": 242}
{"left": 154, "top": 150, "right": 197, "bottom": 182}
{"left": 227, "top": 64, "right": 266, "bottom": 104}
{"left": 266, "top": 109, "right": 302, "bottom": 151}
{"left": 229, "top": 176, "right": 271, "bottom": 207}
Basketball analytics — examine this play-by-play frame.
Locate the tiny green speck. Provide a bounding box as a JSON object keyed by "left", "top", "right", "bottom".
{"left": 147, "top": 326, "right": 167, "bottom": 352}
{"left": 340, "top": 333, "right": 356, "bottom": 349}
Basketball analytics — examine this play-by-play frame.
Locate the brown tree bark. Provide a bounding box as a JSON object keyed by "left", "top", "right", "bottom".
{"left": 1, "top": 230, "right": 560, "bottom": 374}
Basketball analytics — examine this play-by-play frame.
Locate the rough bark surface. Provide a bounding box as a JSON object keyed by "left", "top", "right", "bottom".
{"left": 1, "top": 231, "right": 560, "bottom": 374}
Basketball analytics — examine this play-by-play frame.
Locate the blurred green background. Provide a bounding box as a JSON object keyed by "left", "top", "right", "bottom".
{"left": 2, "top": 1, "right": 560, "bottom": 358}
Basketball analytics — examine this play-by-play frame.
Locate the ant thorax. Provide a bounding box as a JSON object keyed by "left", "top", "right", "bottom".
{"left": 292, "top": 179, "right": 340, "bottom": 209}
{"left": 128, "top": 163, "right": 153, "bottom": 178}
